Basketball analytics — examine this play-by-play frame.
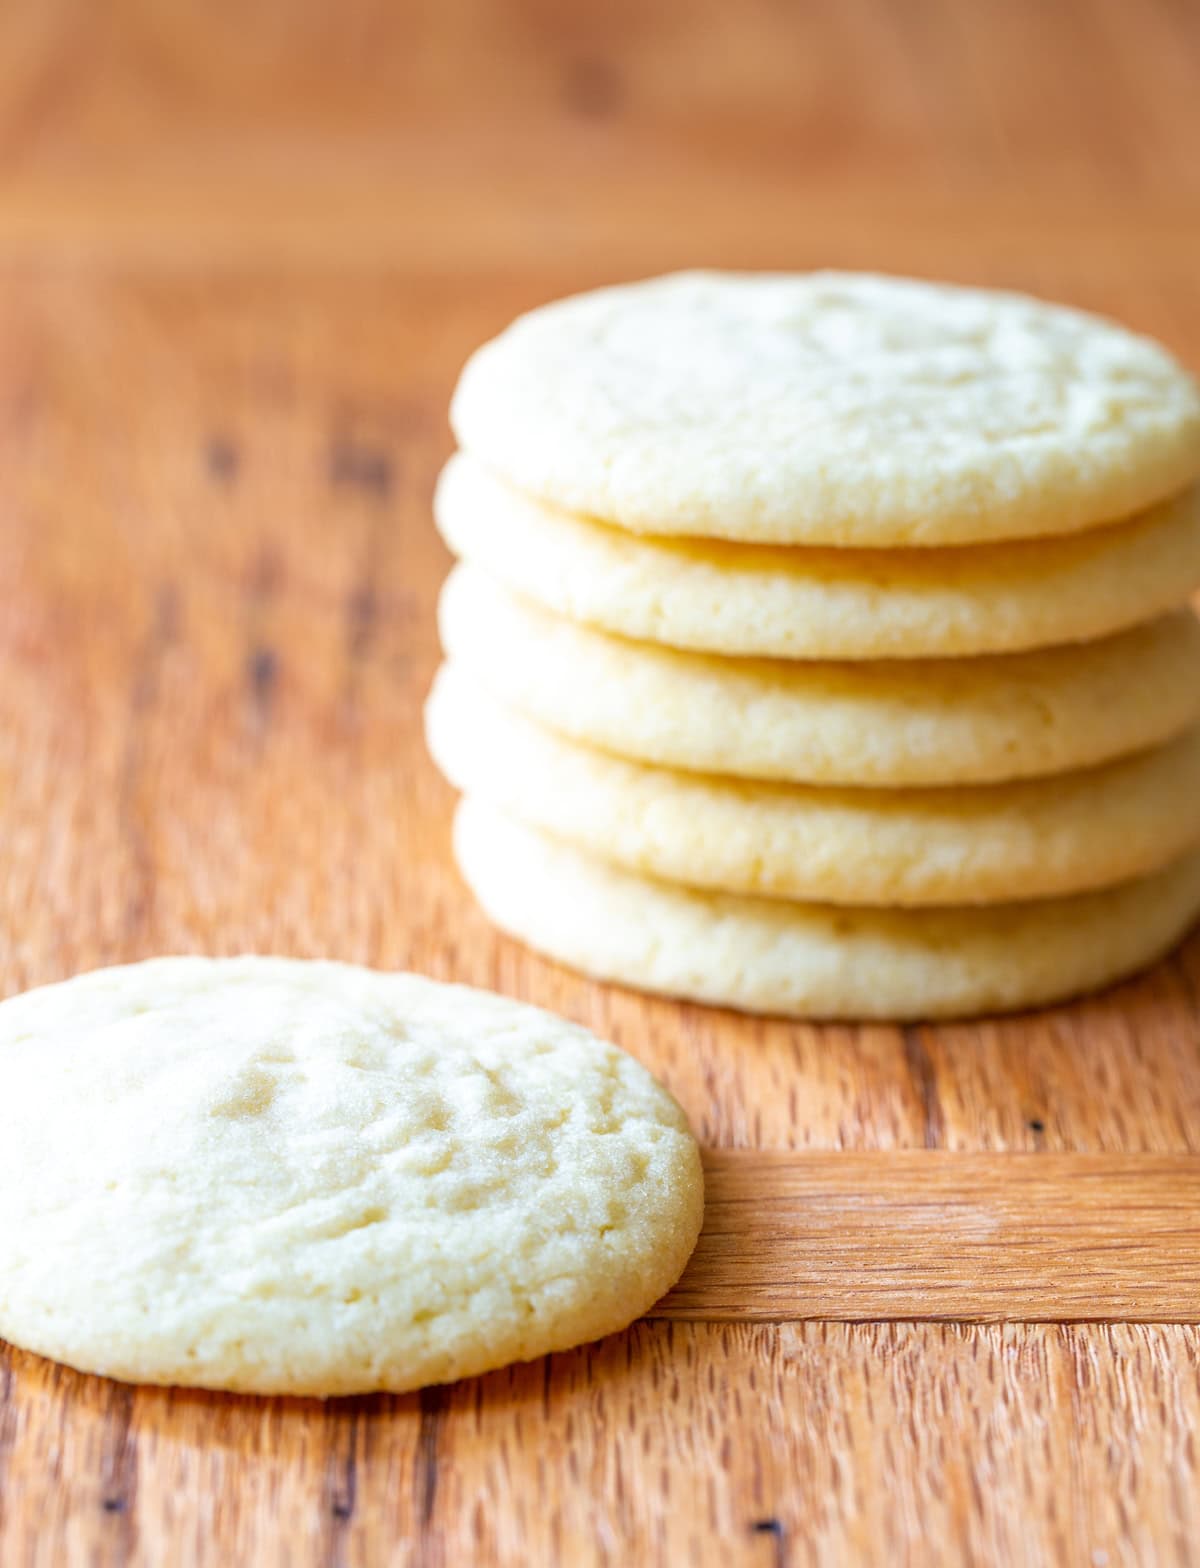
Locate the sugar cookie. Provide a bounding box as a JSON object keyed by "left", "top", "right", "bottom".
{"left": 454, "top": 800, "right": 1200, "bottom": 1020}
{"left": 436, "top": 455, "right": 1200, "bottom": 659}
{"left": 427, "top": 665, "right": 1200, "bottom": 905}
{"left": 0, "top": 958, "right": 703, "bottom": 1395}
{"left": 451, "top": 272, "right": 1200, "bottom": 547}
{"left": 439, "top": 566, "right": 1200, "bottom": 786}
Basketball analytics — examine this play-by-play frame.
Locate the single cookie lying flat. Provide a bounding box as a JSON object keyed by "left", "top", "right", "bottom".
{"left": 439, "top": 566, "right": 1200, "bottom": 786}
{"left": 427, "top": 664, "right": 1200, "bottom": 906}
{"left": 0, "top": 958, "right": 703, "bottom": 1396}
{"left": 436, "top": 454, "right": 1200, "bottom": 659}
{"left": 451, "top": 271, "right": 1200, "bottom": 547}
{"left": 454, "top": 800, "right": 1200, "bottom": 1020}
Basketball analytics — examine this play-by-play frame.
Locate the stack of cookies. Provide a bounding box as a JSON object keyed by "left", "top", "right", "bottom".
{"left": 427, "top": 272, "right": 1200, "bottom": 1019}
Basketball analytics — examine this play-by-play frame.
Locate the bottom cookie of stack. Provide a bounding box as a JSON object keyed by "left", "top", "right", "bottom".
{"left": 452, "top": 798, "right": 1200, "bottom": 1021}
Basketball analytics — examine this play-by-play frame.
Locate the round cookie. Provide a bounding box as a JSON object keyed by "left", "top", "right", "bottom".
{"left": 439, "top": 566, "right": 1200, "bottom": 787}
{"left": 436, "top": 454, "right": 1200, "bottom": 660}
{"left": 451, "top": 271, "right": 1200, "bottom": 547}
{"left": 0, "top": 958, "right": 703, "bottom": 1396}
{"left": 427, "top": 664, "right": 1200, "bottom": 906}
{"left": 454, "top": 800, "right": 1200, "bottom": 1021}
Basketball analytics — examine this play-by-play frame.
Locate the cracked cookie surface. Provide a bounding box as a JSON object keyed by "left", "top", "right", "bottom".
{"left": 451, "top": 271, "right": 1200, "bottom": 547}
{"left": 0, "top": 957, "right": 703, "bottom": 1395}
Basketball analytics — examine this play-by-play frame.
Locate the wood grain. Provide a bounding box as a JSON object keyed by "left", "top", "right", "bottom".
{"left": 0, "top": 0, "right": 1199, "bottom": 1563}
{"left": 657, "top": 1153, "right": 1200, "bottom": 1322}
{"left": 5, "top": 1324, "right": 1200, "bottom": 1568}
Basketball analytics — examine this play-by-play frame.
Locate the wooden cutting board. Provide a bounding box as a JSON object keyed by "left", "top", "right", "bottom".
{"left": 2, "top": 3, "right": 1200, "bottom": 1564}
{"left": 1, "top": 260, "right": 1197, "bottom": 1568}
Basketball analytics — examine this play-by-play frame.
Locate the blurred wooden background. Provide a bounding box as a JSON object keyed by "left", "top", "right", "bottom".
{"left": 1, "top": 2, "right": 1199, "bottom": 1564}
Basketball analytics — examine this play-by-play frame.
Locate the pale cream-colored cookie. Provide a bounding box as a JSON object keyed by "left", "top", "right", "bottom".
{"left": 454, "top": 800, "right": 1200, "bottom": 1020}
{"left": 439, "top": 566, "right": 1200, "bottom": 786}
{"left": 451, "top": 272, "right": 1200, "bottom": 547}
{"left": 0, "top": 958, "right": 702, "bottom": 1396}
{"left": 436, "top": 454, "right": 1200, "bottom": 659}
{"left": 427, "top": 664, "right": 1200, "bottom": 906}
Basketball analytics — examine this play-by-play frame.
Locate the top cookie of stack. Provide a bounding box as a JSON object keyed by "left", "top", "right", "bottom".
{"left": 429, "top": 272, "right": 1200, "bottom": 1019}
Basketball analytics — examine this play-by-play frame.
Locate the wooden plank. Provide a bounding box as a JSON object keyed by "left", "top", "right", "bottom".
{"left": 4, "top": 1322, "right": 1200, "bottom": 1567}
{"left": 656, "top": 1152, "right": 1200, "bottom": 1322}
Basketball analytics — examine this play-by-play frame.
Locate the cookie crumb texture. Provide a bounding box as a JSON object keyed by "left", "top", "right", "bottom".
{"left": 0, "top": 957, "right": 703, "bottom": 1396}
